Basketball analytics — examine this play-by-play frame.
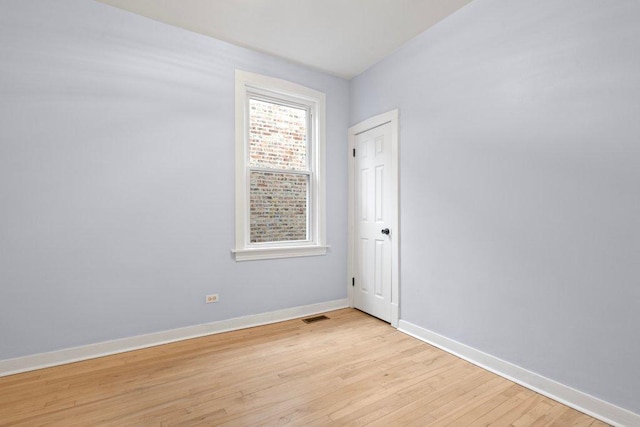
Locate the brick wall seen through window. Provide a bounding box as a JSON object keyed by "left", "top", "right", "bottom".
{"left": 248, "top": 99, "right": 309, "bottom": 243}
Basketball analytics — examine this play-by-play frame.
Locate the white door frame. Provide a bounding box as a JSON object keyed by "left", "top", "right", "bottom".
{"left": 348, "top": 109, "right": 400, "bottom": 327}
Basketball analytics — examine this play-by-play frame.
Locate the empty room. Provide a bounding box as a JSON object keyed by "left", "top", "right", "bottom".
{"left": 0, "top": 0, "right": 638, "bottom": 425}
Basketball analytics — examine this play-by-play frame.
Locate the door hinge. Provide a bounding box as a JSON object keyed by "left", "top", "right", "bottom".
{"left": 352, "top": 277, "right": 355, "bottom": 287}
{"left": 352, "top": 148, "right": 356, "bottom": 157}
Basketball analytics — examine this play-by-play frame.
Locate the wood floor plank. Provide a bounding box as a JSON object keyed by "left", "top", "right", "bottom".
{"left": 0, "top": 308, "right": 608, "bottom": 426}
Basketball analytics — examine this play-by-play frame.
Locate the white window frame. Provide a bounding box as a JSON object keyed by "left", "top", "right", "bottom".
{"left": 232, "top": 70, "right": 327, "bottom": 261}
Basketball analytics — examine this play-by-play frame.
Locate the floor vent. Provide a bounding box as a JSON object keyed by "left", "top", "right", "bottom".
{"left": 302, "top": 315, "right": 330, "bottom": 324}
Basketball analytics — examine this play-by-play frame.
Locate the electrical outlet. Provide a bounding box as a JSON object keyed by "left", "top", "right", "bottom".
{"left": 205, "top": 294, "right": 219, "bottom": 304}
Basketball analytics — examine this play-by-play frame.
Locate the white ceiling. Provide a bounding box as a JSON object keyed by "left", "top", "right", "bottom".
{"left": 97, "top": 0, "right": 473, "bottom": 79}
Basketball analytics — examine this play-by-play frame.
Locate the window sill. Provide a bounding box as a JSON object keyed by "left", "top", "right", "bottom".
{"left": 231, "top": 245, "right": 329, "bottom": 261}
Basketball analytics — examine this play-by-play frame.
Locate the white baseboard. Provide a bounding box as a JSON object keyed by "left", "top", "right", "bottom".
{"left": 0, "top": 298, "right": 349, "bottom": 378}
{"left": 398, "top": 320, "right": 640, "bottom": 427}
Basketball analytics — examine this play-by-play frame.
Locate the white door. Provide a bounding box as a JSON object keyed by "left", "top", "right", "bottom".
{"left": 353, "top": 122, "right": 393, "bottom": 322}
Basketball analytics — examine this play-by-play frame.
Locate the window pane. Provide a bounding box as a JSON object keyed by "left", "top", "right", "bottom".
{"left": 250, "top": 171, "right": 308, "bottom": 243}
{"left": 249, "top": 99, "right": 307, "bottom": 171}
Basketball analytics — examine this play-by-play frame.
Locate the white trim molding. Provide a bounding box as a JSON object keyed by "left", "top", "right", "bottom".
{"left": 233, "top": 70, "right": 327, "bottom": 261}
{"left": 232, "top": 245, "right": 330, "bottom": 261}
{"left": 399, "top": 320, "right": 640, "bottom": 427}
{"left": 348, "top": 109, "right": 400, "bottom": 327}
{"left": 0, "top": 299, "right": 348, "bottom": 378}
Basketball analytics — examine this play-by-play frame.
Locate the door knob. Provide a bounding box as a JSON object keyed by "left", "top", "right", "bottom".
{"left": 381, "top": 228, "right": 390, "bottom": 235}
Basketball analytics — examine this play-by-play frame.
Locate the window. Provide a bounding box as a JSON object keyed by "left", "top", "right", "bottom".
{"left": 233, "top": 70, "right": 326, "bottom": 261}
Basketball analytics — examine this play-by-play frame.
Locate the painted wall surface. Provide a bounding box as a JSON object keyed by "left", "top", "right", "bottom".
{"left": 0, "top": 0, "right": 349, "bottom": 360}
{"left": 351, "top": 0, "right": 640, "bottom": 414}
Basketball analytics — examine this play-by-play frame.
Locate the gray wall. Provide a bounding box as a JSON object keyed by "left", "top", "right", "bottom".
{"left": 351, "top": 0, "right": 640, "bottom": 415}
{"left": 0, "top": 0, "right": 349, "bottom": 360}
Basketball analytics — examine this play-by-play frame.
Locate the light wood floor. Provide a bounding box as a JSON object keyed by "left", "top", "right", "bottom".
{"left": 0, "top": 308, "right": 607, "bottom": 426}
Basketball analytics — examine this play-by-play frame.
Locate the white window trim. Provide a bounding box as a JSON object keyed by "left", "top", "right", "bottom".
{"left": 232, "top": 70, "right": 327, "bottom": 261}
